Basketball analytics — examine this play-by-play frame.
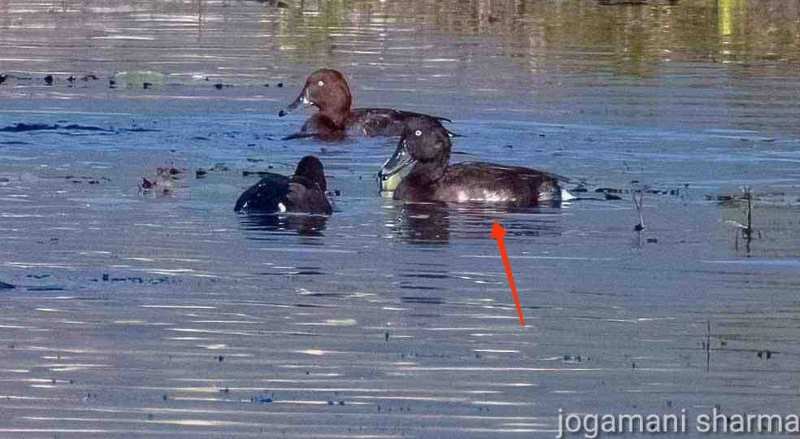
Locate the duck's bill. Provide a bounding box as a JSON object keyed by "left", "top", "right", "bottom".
{"left": 378, "top": 140, "right": 415, "bottom": 192}
{"left": 278, "top": 87, "right": 311, "bottom": 117}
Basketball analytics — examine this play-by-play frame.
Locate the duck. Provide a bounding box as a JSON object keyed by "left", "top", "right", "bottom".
{"left": 378, "top": 117, "right": 570, "bottom": 206}
{"left": 235, "top": 155, "right": 332, "bottom": 215}
{"left": 278, "top": 69, "right": 452, "bottom": 140}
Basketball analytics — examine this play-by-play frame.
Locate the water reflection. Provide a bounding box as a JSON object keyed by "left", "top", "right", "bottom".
{"left": 386, "top": 202, "right": 451, "bottom": 245}
{"left": 384, "top": 200, "right": 566, "bottom": 245}
{"left": 237, "top": 212, "right": 329, "bottom": 237}
{"left": 270, "top": 0, "right": 800, "bottom": 70}
{"left": 2, "top": 0, "right": 799, "bottom": 77}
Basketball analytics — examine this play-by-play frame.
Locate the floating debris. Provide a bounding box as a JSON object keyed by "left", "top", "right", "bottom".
{"left": 707, "top": 194, "right": 734, "bottom": 202}
{"left": 139, "top": 167, "right": 185, "bottom": 195}
{"left": 93, "top": 274, "right": 171, "bottom": 285}
{"left": 195, "top": 163, "right": 230, "bottom": 179}
{"left": 741, "top": 186, "right": 753, "bottom": 241}
{"left": 0, "top": 280, "right": 15, "bottom": 289}
{"left": 112, "top": 70, "right": 166, "bottom": 89}
{"left": 251, "top": 393, "right": 274, "bottom": 404}
{"left": 140, "top": 177, "right": 157, "bottom": 189}
{"left": 631, "top": 181, "right": 646, "bottom": 231}
{"left": 595, "top": 185, "right": 688, "bottom": 199}
{"left": 60, "top": 175, "right": 111, "bottom": 185}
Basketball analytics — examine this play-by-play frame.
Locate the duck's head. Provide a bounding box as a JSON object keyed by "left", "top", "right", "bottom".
{"left": 279, "top": 69, "right": 352, "bottom": 123}
{"left": 379, "top": 117, "right": 452, "bottom": 192}
{"left": 294, "top": 155, "right": 327, "bottom": 192}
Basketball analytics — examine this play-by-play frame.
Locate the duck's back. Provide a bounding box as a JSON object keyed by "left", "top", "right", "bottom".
{"left": 234, "top": 173, "right": 291, "bottom": 212}
{"left": 349, "top": 108, "right": 451, "bottom": 137}
{"left": 433, "top": 162, "right": 562, "bottom": 206}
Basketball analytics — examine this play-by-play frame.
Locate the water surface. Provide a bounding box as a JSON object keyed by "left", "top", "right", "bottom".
{"left": 1, "top": 0, "right": 800, "bottom": 437}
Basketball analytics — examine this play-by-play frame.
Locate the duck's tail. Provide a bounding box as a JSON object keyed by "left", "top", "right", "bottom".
{"left": 536, "top": 180, "right": 563, "bottom": 203}
{"left": 560, "top": 189, "right": 577, "bottom": 201}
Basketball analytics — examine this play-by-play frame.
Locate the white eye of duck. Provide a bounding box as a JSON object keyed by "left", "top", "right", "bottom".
{"left": 317, "top": 80, "right": 325, "bottom": 87}
{"left": 414, "top": 130, "right": 422, "bottom": 137}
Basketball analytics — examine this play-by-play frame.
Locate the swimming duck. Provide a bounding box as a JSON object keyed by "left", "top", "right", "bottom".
{"left": 278, "top": 69, "right": 452, "bottom": 140}
{"left": 378, "top": 117, "right": 569, "bottom": 206}
{"left": 235, "top": 155, "right": 332, "bottom": 215}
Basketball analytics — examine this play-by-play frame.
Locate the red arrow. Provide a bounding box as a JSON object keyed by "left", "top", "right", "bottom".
{"left": 490, "top": 221, "right": 526, "bottom": 327}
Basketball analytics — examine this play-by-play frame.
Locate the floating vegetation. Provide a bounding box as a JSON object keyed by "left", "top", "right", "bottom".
{"left": 139, "top": 167, "right": 185, "bottom": 196}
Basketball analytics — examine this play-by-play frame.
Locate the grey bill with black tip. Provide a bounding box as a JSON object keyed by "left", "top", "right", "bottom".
{"left": 378, "top": 139, "right": 415, "bottom": 192}
{"left": 278, "top": 87, "right": 310, "bottom": 117}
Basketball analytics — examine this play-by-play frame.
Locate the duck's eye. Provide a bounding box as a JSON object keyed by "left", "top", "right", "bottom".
{"left": 317, "top": 80, "right": 325, "bottom": 87}
{"left": 414, "top": 130, "right": 423, "bottom": 137}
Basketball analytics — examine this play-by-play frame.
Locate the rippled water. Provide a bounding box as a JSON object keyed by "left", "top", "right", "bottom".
{"left": 1, "top": 0, "right": 800, "bottom": 437}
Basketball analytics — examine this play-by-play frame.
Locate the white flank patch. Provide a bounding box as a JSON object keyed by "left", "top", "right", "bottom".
{"left": 482, "top": 190, "right": 512, "bottom": 202}
{"left": 457, "top": 190, "right": 515, "bottom": 203}
{"left": 278, "top": 202, "right": 287, "bottom": 213}
{"left": 561, "top": 189, "right": 576, "bottom": 201}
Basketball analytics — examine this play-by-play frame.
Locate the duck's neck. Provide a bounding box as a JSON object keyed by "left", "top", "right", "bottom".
{"left": 319, "top": 108, "right": 348, "bottom": 128}
{"left": 395, "top": 161, "right": 446, "bottom": 202}
{"left": 407, "top": 161, "right": 447, "bottom": 186}
{"left": 319, "top": 89, "right": 352, "bottom": 128}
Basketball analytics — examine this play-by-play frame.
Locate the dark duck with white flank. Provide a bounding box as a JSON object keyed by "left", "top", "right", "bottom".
{"left": 278, "top": 69, "right": 452, "bottom": 141}
{"left": 378, "top": 117, "right": 571, "bottom": 206}
{"left": 235, "top": 155, "right": 332, "bottom": 215}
